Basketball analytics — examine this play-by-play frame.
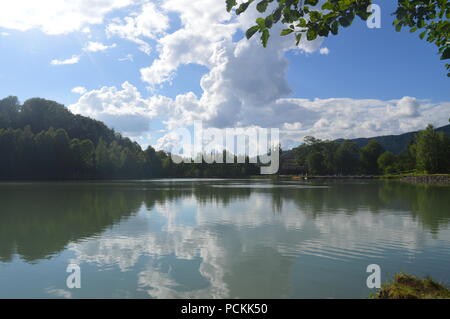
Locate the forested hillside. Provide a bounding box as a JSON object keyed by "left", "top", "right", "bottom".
{"left": 342, "top": 125, "right": 450, "bottom": 154}
{"left": 0, "top": 96, "right": 258, "bottom": 180}
{"left": 1, "top": 95, "right": 448, "bottom": 179}
{"left": 287, "top": 124, "right": 450, "bottom": 176}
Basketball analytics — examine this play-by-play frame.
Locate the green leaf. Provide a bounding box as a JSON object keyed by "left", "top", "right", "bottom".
{"left": 306, "top": 29, "right": 317, "bottom": 41}
{"left": 283, "top": 7, "right": 292, "bottom": 21}
{"left": 298, "top": 18, "right": 307, "bottom": 27}
{"left": 331, "top": 21, "right": 339, "bottom": 35}
{"left": 339, "top": 15, "right": 352, "bottom": 27}
{"left": 236, "top": 1, "right": 252, "bottom": 15}
{"left": 226, "top": 0, "right": 237, "bottom": 12}
{"left": 246, "top": 25, "right": 260, "bottom": 39}
{"left": 310, "top": 11, "right": 320, "bottom": 22}
{"left": 441, "top": 48, "right": 450, "bottom": 60}
{"left": 256, "top": 17, "right": 266, "bottom": 28}
{"left": 256, "top": 0, "right": 268, "bottom": 13}
{"left": 338, "top": 0, "right": 350, "bottom": 11}
{"left": 295, "top": 33, "right": 302, "bottom": 45}
{"left": 273, "top": 7, "right": 282, "bottom": 22}
{"left": 265, "top": 15, "right": 273, "bottom": 28}
{"left": 280, "top": 28, "right": 294, "bottom": 36}
{"left": 318, "top": 26, "right": 329, "bottom": 37}
{"left": 261, "top": 29, "right": 270, "bottom": 47}
{"left": 419, "top": 30, "right": 427, "bottom": 39}
{"left": 305, "top": 0, "right": 319, "bottom": 6}
{"left": 395, "top": 24, "right": 402, "bottom": 32}
{"left": 321, "top": 1, "right": 333, "bottom": 11}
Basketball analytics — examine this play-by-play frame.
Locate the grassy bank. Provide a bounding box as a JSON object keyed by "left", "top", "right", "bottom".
{"left": 372, "top": 273, "right": 450, "bottom": 299}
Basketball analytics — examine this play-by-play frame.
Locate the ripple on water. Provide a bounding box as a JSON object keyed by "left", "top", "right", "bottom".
{"left": 210, "top": 184, "right": 331, "bottom": 189}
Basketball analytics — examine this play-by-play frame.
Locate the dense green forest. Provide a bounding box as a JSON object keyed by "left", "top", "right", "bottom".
{"left": 292, "top": 124, "right": 450, "bottom": 176}
{"left": 1, "top": 95, "right": 449, "bottom": 179}
{"left": 0, "top": 96, "right": 258, "bottom": 180}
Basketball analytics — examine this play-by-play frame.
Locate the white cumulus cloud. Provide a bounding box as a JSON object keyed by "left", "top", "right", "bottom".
{"left": 0, "top": 0, "right": 136, "bottom": 35}
{"left": 71, "top": 86, "right": 87, "bottom": 95}
{"left": 56, "top": 0, "right": 448, "bottom": 151}
{"left": 138, "top": 0, "right": 323, "bottom": 132}
{"left": 107, "top": 2, "right": 169, "bottom": 54}
{"left": 51, "top": 55, "right": 80, "bottom": 65}
{"left": 68, "top": 81, "right": 170, "bottom": 134}
{"left": 83, "top": 41, "right": 117, "bottom": 52}
{"left": 319, "top": 47, "right": 330, "bottom": 55}
{"left": 119, "top": 54, "right": 134, "bottom": 62}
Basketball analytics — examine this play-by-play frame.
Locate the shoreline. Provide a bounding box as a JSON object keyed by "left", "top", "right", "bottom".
{"left": 1, "top": 175, "right": 450, "bottom": 184}
{"left": 399, "top": 175, "right": 450, "bottom": 184}
{"left": 282, "top": 174, "right": 450, "bottom": 184}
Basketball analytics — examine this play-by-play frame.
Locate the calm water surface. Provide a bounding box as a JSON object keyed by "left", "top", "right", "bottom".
{"left": 0, "top": 179, "right": 449, "bottom": 298}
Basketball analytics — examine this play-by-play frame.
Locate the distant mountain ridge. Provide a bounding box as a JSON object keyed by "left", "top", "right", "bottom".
{"left": 337, "top": 124, "right": 450, "bottom": 154}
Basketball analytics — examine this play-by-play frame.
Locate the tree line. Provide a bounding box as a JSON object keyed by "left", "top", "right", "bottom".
{"left": 1, "top": 95, "right": 449, "bottom": 179}
{"left": 293, "top": 124, "right": 450, "bottom": 176}
{"left": 0, "top": 96, "right": 258, "bottom": 180}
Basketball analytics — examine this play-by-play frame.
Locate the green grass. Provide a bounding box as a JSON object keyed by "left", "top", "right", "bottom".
{"left": 372, "top": 273, "right": 450, "bottom": 299}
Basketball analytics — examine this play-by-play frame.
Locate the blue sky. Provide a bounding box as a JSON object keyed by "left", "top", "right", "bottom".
{"left": 0, "top": 0, "right": 448, "bottom": 150}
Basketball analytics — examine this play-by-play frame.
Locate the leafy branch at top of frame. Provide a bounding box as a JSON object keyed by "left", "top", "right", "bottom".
{"left": 226, "top": 0, "right": 450, "bottom": 76}
{"left": 226, "top": 0, "right": 372, "bottom": 47}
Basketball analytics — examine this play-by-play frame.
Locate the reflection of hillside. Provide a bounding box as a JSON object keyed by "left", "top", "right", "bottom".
{"left": 223, "top": 246, "right": 294, "bottom": 298}
{"left": 0, "top": 184, "right": 143, "bottom": 262}
{"left": 141, "top": 183, "right": 252, "bottom": 209}
{"left": 1, "top": 181, "right": 449, "bottom": 264}
{"left": 193, "top": 186, "right": 251, "bottom": 206}
{"left": 276, "top": 182, "right": 388, "bottom": 215}
{"left": 268, "top": 181, "right": 450, "bottom": 232}
{"left": 379, "top": 182, "right": 450, "bottom": 233}
{"left": 0, "top": 182, "right": 252, "bottom": 263}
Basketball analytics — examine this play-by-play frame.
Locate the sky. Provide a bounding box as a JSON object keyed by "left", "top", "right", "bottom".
{"left": 0, "top": 0, "right": 449, "bottom": 151}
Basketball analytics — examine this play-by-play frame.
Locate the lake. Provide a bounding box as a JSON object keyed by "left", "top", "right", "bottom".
{"left": 0, "top": 179, "right": 449, "bottom": 299}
